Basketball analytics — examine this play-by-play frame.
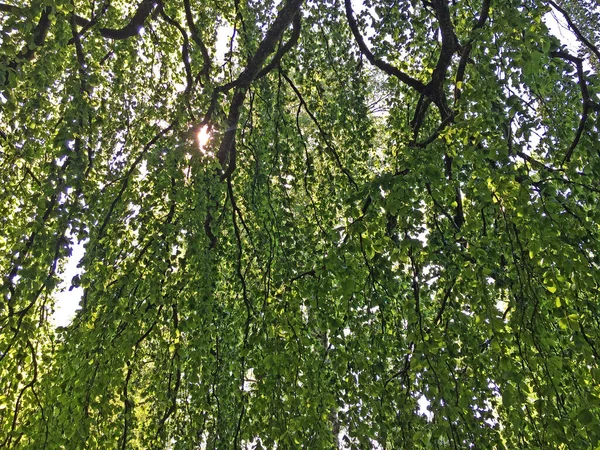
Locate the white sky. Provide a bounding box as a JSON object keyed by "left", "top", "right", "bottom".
{"left": 52, "top": 241, "right": 85, "bottom": 327}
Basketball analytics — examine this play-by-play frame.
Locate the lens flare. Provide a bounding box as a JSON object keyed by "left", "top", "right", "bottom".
{"left": 197, "top": 125, "right": 211, "bottom": 155}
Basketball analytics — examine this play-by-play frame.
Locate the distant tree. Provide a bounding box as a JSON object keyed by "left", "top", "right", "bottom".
{"left": 1, "top": 0, "right": 600, "bottom": 448}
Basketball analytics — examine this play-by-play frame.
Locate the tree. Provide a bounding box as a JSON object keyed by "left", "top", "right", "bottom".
{"left": 1, "top": 0, "right": 600, "bottom": 447}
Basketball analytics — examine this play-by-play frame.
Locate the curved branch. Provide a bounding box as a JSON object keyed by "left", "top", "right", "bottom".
{"left": 282, "top": 71, "right": 358, "bottom": 189}
{"left": 344, "top": 0, "right": 426, "bottom": 93}
{"left": 550, "top": 50, "right": 593, "bottom": 164}
{"left": 231, "top": 0, "right": 305, "bottom": 89}
{"left": 429, "top": 0, "right": 459, "bottom": 87}
{"left": 74, "top": 0, "right": 158, "bottom": 40}
{"left": 455, "top": 0, "right": 491, "bottom": 101}
{"left": 421, "top": 0, "right": 459, "bottom": 121}
{"left": 183, "top": 0, "right": 211, "bottom": 77}
{"left": 547, "top": 0, "right": 600, "bottom": 61}
{"left": 158, "top": 10, "right": 193, "bottom": 93}
{"left": 213, "top": 0, "right": 304, "bottom": 179}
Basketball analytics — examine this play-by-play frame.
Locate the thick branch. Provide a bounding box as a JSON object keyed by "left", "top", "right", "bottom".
{"left": 429, "top": 0, "right": 459, "bottom": 87}
{"left": 21, "top": 6, "right": 52, "bottom": 61}
{"left": 73, "top": 0, "right": 157, "bottom": 40}
{"left": 421, "top": 0, "right": 459, "bottom": 121}
{"left": 256, "top": 12, "right": 301, "bottom": 80}
{"left": 215, "top": 0, "right": 304, "bottom": 179}
{"left": 217, "top": 89, "right": 245, "bottom": 180}
{"left": 0, "top": 2, "right": 20, "bottom": 14}
{"left": 229, "top": 0, "right": 304, "bottom": 89}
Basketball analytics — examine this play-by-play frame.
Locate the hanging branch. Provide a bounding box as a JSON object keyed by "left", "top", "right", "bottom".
{"left": 455, "top": 0, "right": 491, "bottom": 102}
{"left": 212, "top": 0, "right": 304, "bottom": 180}
{"left": 0, "top": 0, "right": 156, "bottom": 87}
{"left": 183, "top": 0, "right": 211, "bottom": 77}
{"left": 158, "top": 8, "right": 196, "bottom": 120}
{"left": 550, "top": 50, "right": 600, "bottom": 164}
{"left": 281, "top": 71, "right": 358, "bottom": 189}
{"left": 343, "top": 0, "right": 426, "bottom": 94}
{"left": 546, "top": 0, "right": 600, "bottom": 61}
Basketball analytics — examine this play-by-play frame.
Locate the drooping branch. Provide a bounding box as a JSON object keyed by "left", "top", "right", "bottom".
{"left": 282, "top": 70, "right": 358, "bottom": 189}
{"left": 546, "top": 0, "right": 600, "bottom": 61}
{"left": 183, "top": 0, "right": 211, "bottom": 77}
{"left": 214, "top": 0, "right": 304, "bottom": 179}
{"left": 2, "top": 1, "right": 156, "bottom": 42}
{"left": 550, "top": 50, "right": 598, "bottom": 164}
{"left": 158, "top": 8, "right": 194, "bottom": 115}
{"left": 96, "top": 121, "right": 177, "bottom": 240}
{"left": 455, "top": 0, "right": 491, "bottom": 102}
{"left": 344, "top": 0, "right": 426, "bottom": 94}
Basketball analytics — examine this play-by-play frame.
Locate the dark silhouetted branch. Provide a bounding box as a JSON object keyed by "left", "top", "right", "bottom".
{"left": 455, "top": 0, "right": 491, "bottom": 101}
{"left": 72, "top": 0, "right": 158, "bottom": 40}
{"left": 551, "top": 50, "right": 594, "bottom": 164}
{"left": 183, "top": 0, "right": 211, "bottom": 77}
{"left": 344, "top": 0, "right": 426, "bottom": 93}
{"left": 547, "top": 0, "right": 600, "bottom": 61}
{"left": 215, "top": 0, "right": 304, "bottom": 179}
{"left": 256, "top": 12, "right": 301, "bottom": 80}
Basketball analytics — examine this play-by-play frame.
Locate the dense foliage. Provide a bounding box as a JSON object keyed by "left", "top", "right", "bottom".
{"left": 1, "top": 0, "right": 600, "bottom": 448}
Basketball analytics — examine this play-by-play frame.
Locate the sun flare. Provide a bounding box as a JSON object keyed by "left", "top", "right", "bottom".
{"left": 197, "top": 125, "right": 211, "bottom": 154}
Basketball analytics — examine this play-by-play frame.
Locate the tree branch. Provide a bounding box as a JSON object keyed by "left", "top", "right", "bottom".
{"left": 256, "top": 12, "right": 301, "bottom": 80}
{"left": 455, "top": 0, "right": 491, "bottom": 101}
{"left": 546, "top": 0, "right": 600, "bottom": 61}
{"left": 550, "top": 50, "right": 594, "bottom": 164}
{"left": 1, "top": 6, "right": 52, "bottom": 93}
{"left": 422, "top": 0, "right": 459, "bottom": 121}
{"left": 282, "top": 71, "right": 358, "bottom": 189}
{"left": 214, "top": 0, "right": 304, "bottom": 179}
{"left": 20, "top": 6, "right": 52, "bottom": 61}
{"left": 0, "top": 2, "right": 20, "bottom": 14}
{"left": 158, "top": 8, "right": 194, "bottom": 114}
{"left": 73, "top": 0, "right": 158, "bottom": 40}
{"left": 183, "top": 0, "right": 211, "bottom": 77}
{"left": 344, "top": 0, "right": 426, "bottom": 93}
{"left": 227, "top": 0, "right": 304, "bottom": 90}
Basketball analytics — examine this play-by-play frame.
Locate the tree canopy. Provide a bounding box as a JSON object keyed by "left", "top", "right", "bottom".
{"left": 1, "top": 0, "right": 600, "bottom": 448}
